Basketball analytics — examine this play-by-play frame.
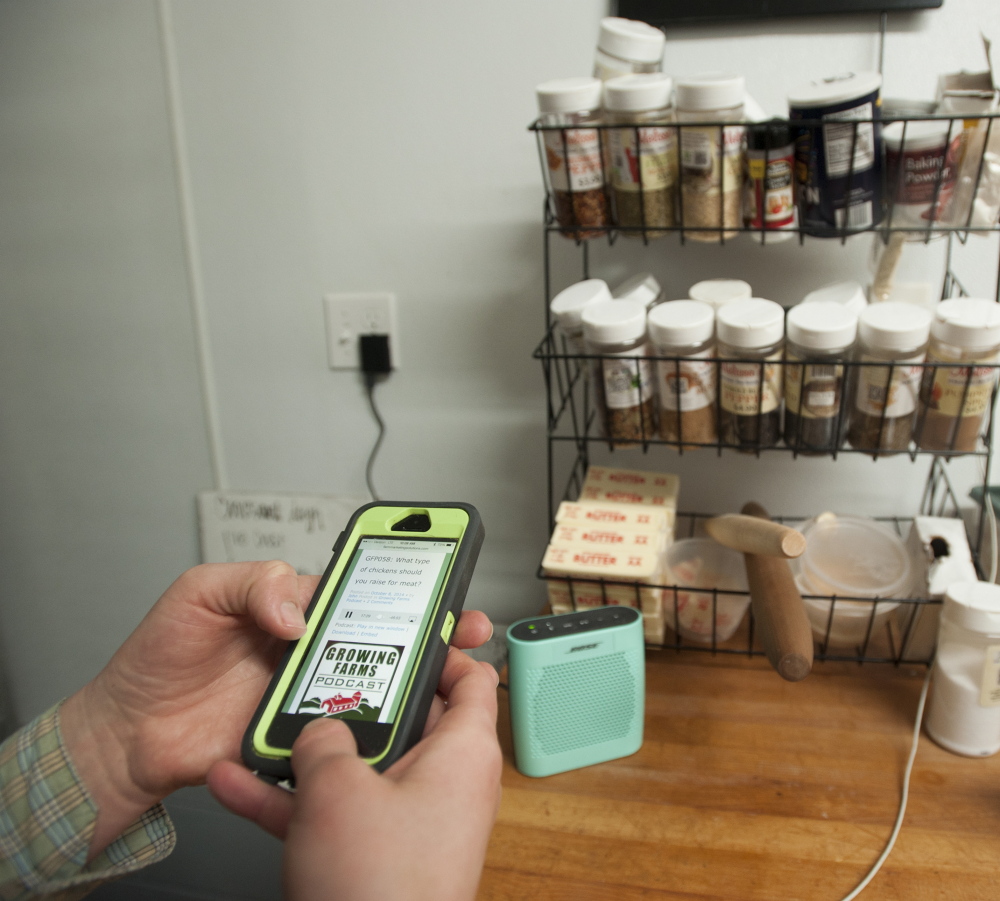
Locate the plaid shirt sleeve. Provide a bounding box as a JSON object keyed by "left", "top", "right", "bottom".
{"left": 0, "top": 702, "right": 176, "bottom": 900}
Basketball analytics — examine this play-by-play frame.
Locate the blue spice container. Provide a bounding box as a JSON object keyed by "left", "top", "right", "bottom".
{"left": 788, "top": 72, "right": 883, "bottom": 237}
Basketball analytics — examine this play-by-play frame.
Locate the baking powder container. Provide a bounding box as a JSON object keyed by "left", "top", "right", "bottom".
{"left": 800, "top": 280, "right": 868, "bottom": 319}
{"left": 914, "top": 297, "right": 1000, "bottom": 453}
{"left": 613, "top": 272, "right": 663, "bottom": 309}
{"left": 788, "top": 72, "right": 883, "bottom": 235}
{"left": 536, "top": 77, "right": 609, "bottom": 239}
{"left": 793, "top": 514, "right": 912, "bottom": 648}
{"left": 688, "top": 278, "right": 752, "bottom": 311}
{"left": 593, "top": 16, "right": 665, "bottom": 81}
{"left": 550, "top": 279, "right": 613, "bottom": 354}
{"left": 648, "top": 299, "right": 717, "bottom": 447}
{"left": 783, "top": 301, "right": 858, "bottom": 453}
{"left": 846, "top": 301, "right": 931, "bottom": 454}
{"left": 582, "top": 299, "right": 657, "bottom": 446}
{"left": 716, "top": 298, "right": 785, "bottom": 450}
{"left": 925, "top": 581, "right": 1000, "bottom": 757}
{"left": 884, "top": 119, "right": 957, "bottom": 230}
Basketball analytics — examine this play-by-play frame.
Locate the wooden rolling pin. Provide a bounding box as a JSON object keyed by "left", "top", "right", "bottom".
{"left": 738, "top": 502, "right": 813, "bottom": 682}
{"left": 704, "top": 514, "right": 806, "bottom": 559}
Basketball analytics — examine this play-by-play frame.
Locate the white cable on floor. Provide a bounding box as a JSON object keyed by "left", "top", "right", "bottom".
{"left": 837, "top": 668, "right": 931, "bottom": 901}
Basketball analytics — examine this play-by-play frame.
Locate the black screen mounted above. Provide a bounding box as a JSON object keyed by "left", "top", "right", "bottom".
{"left": 616, "top": 0, "right": 942, "bottom": 26}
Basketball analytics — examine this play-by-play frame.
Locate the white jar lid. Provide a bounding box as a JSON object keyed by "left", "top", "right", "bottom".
{"left": 859, "top": 301, "right": 932, "bottom": 350}
{"left": 675, "top": 73, "right": 746, "bottom": 111}
{"left": 597, "top": 17, "right": 665, "bottom": 64}
{"left": 648, "top": 300, "right": 715, "bottom": 346}
{"left": 787, "top": 71, "right": 882, "bottom": 108}
{"left": 786, "top": 301, "right": 858, "bottom": 350}
{"left": 931, "top": 298, "right": 1000, "bottom": 350}
{"left": 537, "top": 77, "right": 603, "bottom": 115}
{"left": 801, "top": 280, "right": 868, "bottom": 319}
{"left": 883, "top": 119, "right": 952, "bottom": 151}
{"left": 582, "top": 299, "right": 648, "bottom": 344}
{"left": 688, "top": 278, "right": 753, "bottom": 309}
{"left": 716, "top": 298, "right": 785, "bottom": 348}
{"left": 604, "top": 73, "right": 673, "bottom": 111}
{"left": 944, "top": 581, "right": 1000, "bottom": 634}
{"left": 550, "top": 279, "right": 612, "bottom": 331}
{"left": 613, "top": 272, "right": 662, "bottom": 308}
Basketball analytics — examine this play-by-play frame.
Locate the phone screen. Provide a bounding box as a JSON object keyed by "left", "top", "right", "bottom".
{"left": 266, "top": 535, "right": 456, "bottom": 752}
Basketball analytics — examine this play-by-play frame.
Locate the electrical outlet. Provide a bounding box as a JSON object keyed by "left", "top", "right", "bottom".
{"left": 323, "top": 292, "right": 399, "bottom": 369}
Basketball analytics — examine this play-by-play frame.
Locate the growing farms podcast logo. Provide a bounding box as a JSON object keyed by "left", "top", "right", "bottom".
{"left": 297, "top": 641, "right": 404, "bottom": 722}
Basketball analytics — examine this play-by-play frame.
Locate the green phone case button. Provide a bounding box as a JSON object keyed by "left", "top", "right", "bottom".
{"left": 440, "top": 610, "right": 456, "bottom": 644}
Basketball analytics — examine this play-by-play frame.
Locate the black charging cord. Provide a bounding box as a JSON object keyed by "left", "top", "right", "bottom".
{"left": 359, "top": 334, "right": 392, "bottom": 502}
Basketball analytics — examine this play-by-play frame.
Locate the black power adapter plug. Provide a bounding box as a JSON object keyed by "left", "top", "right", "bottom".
{"left": 359, "top": 333, "right": 392, "bottom": 376}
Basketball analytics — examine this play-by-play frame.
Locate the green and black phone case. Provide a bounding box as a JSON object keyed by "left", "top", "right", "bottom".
{"left": 242, "top": 501, "right": 484, "bottom": 779}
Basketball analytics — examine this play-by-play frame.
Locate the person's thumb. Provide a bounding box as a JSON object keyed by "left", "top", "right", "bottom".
{"left": 290, "top": 717, "right": 366, "bottom": 787}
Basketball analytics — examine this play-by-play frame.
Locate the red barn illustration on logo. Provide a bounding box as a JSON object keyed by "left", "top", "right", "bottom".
{"left": 321, "top": 691, "right": 363, "bottom": 714}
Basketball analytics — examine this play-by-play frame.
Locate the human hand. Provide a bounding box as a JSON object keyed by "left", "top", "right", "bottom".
{"left": 60, "top": 561, "right": 316, "bottom": 858}
{"left": 207, "top": 641, "right": 502, "bottom": 901}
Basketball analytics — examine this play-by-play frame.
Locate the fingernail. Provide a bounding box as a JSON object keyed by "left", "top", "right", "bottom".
{"left": 281, "top": 601, "right": 306, "bottom": 632}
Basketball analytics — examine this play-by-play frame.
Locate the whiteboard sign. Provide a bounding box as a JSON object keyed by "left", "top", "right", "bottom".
{"left": 197, "top": 491, "right": 368, "bottom": 575}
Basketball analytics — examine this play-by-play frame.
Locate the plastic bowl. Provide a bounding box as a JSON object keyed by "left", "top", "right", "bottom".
{"left": 793, "top": 514, "right": 913, "bottom": 648}
{"left": 664, "top": 538, "right": 750, "bottom": 642}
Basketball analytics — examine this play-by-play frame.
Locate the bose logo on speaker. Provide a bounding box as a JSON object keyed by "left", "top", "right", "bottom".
{"left": 569, "top": 643, "right": 599, "bottom": 653}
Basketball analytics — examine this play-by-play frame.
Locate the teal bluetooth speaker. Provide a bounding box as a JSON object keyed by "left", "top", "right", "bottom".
{"left": 507, "top": 606, "right": 645, "bottom": 778}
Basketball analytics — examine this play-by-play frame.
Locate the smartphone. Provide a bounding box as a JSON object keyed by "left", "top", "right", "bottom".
{"left": 242, "top": 502, "right": 484, "bottom": 777}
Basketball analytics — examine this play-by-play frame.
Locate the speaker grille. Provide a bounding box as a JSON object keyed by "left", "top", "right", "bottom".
{"left": 526, "top": 651, "right": 638, "bottom": 757}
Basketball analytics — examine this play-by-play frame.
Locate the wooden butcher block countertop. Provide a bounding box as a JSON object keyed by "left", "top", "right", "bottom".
{"left": 478, "top": 649, "right": 999, "bottom": 901}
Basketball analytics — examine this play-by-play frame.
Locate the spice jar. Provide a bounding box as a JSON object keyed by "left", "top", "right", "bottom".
{"left": 846, "top": 301, "right": 932, "bottom": 454}
{"left": 914, "top": 297, "right": 1000, "bottom": 453}
{"left": 593, "top": 17, "right": 665, "bottom": 81}
{"left": 925, "top": 581, "right": 1000, "bottom": 757}
{"left": 801, "top": 280, "right": 867, "bottom": 320}
{"left": 745, "top": 119, "right": 795, "bottom": 243}
{"left": 581, "top": 299, "right": 657, "bottom": 447}
{"left": 716, "top": 298, "right": 785, "bottom": 450}
{"left": 688, "top": 278, "right": 752, "bottom": 312}
{"left": 675, "top": 73, "right": 746, "bottom": 242}
{"left": 613, "top": 272, "right": 663, "bottom": 309}
{"left": 604, "top": 74, "right": 677, "bottom": 239}
{"left": 536, "top": 77, "right": 610, "bottom": 240}
{"left": 783, "top": 301, "right": 857, "bottom": 454}
{"left": 550, "top": 279, "right": 612, "bottom": 356}
{"left": 647, "top": 299, "right": 717, "bottom": 448}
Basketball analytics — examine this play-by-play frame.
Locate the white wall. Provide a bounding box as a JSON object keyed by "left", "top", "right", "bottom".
{"left": 2, "top": 2, "right": 1000, "bottom": 896}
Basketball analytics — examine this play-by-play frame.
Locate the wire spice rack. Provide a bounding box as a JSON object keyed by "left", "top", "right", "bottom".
{"left": 529, "top": 111, "right": 1000, "bottom": 666}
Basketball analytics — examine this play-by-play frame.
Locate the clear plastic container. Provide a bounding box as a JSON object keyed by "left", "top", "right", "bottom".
{"left": 581, "top": 299, "right": 657, "bottom": 447}
{"left": 593, "top": 17, "right": 665, "bottom": 81}
{"left": 846, "top": 301, "right": 932, "bottom": 454}
{"left": 914, "top": 297, "right": 1000, "bottom": 453}
{"left": 536, "top": 77, "right": 609, "bottom": 240}
{"left": 604, "top": 74, "right": 676, "bottom": 238}
{"left": 664, "top": 538, "right": 750, "bottom": 642}
{"left": 783, "top": 301, "right": 858, "bottom": 454}
{"left": 793, "top": 514, "right": 913, "bottom": 647}
{"left": 675, "top": 73, "right": 745, "bottom": 242}
{"left": 647, "top": 300, "right": 717, "bottom": 447}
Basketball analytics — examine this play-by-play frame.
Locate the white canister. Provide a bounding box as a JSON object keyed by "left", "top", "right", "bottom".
{"left": 550, "top": 279, "right": 613, "bottom": 354}
{"left": 925, "top": 581, "right": 1000, "bottom": 757}
{"left": 688, "top": 278, "right": 753, "bottom": 311}
{"left": 884, "top": 119, "right": 957, "bottom": 230}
